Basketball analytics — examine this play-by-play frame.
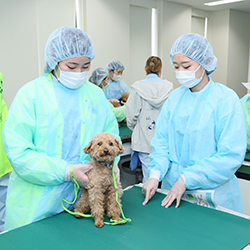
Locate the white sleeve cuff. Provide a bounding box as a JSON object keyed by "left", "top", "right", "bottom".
{"left": 180, "top": 174, "right": 186, "bottom": 186}
{"left": 64, "top": 165, "right": 71, "bottom": 182}
{"left": 149, "top": 169, "right": 161, "bottom": 180}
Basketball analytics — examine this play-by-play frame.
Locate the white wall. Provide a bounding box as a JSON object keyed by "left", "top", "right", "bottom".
{"left": 35, "top": 0, "right": 76, "bottom": 76}
{"left": 191, "top": 16, "right": 205, "bottom": 37}
{"left": 160, "top": 1, "right": 192, "bottom": 88}
{"left": 83, "top": 0, "right": 157, "bottom": 88}
{"left": 209, "top": 9, "right": 250, "bottom": 98}
{"left": 191, "top": 8, "right": 211, "bottom": 40}
{"left": 0, "top": 0, "right": 39, "bottom": 108}
{"left": 129, "top": 5, "right": 152, "bottom": 85}
{"left": 83, "top": 0, "right": 130, "bottom": 85}
{"left": 227, "top": 9, "right": 250, "bottom": 98}
{"left": 0, "top": 0, "right": 75, "bottom": 108}
{"left": 1, "top": 0, "right": 250, "bottom": 104}
{"left": 209, "top": 10, "right": 230, "bottom": 86}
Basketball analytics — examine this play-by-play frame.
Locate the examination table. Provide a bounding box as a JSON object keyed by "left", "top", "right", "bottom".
{"left": 1, "top": 186, "right": 250, "bottom": 250}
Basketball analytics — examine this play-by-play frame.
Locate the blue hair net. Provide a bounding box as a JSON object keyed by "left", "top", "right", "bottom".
{"left": 170, "top": 33, "right": 217, "bottom": 75}
{"left": 105, "top": 60, "right": 125, "bottom": 71}
{"left": 44, "top": 26, "right": 95, "bottom": 73}
{"left": 89, "top": 67, "right": 109, "bottom": 86}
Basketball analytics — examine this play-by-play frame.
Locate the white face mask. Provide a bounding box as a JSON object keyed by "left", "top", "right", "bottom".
{"left": 101, "top": 80, "right": 109, "bottom": 90}
{"left": 57, "top": 66, "right": 89, "bottom": 89}
{"left": 112, "top": 73, "right": 121, "bottom": 82}
{"left": 175, "top": 65, "right": 205, "bottom": 88}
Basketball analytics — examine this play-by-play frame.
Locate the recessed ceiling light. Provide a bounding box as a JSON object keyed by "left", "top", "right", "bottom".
{"left": 204, "top": 0, "right": 244, "bottom": 7}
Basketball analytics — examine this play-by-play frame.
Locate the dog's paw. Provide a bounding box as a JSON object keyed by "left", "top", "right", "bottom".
{"left": 95, "top": 220, "right": 104, "bottom": 228}
{"left": 74, "top": 214, "right": 84, "bottom": 219}
{"left": 74, "top": 209, "right": 84, "bottom": 219}
{"left": 112, "top": 217, "right": 124, "bottom": 224}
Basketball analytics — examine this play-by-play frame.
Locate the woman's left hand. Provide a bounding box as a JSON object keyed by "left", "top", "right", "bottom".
{"left": 161, "top": 176, "right": 186, "bottom": 208}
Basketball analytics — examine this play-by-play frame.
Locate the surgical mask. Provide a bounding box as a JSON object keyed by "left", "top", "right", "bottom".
{"left": 175, "top": 65, "right": 205, "bottom": 88}
{"left": 57, "top": 66, "right": 89, "bottom": 89}
{"left": 101, "top": 80, "right": 109, "bottom": 90}
{"left": 112, "top": 73, "right": 121, "bottom": 82}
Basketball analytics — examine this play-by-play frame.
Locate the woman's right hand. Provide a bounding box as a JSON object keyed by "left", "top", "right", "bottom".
{"left": 142, "top": 178, "right": 159, "bottom": 205}
{"left": 64, "top": 164, "right": 92, "bottom": 188}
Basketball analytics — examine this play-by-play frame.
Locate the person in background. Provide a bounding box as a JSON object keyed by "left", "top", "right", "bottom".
{"left": 89, "top": 67, "right": 126, "bottom": 123}
{"left": 0, "top": 72, "right": 12, "bottom": 232}
{"left": 142, "top": 33, "right": 246, "bottom": 213}
{"left": 241, "top": 92, "right": 250, "bottom": 152}
{"left": 105, "top": 60, "right": 130, "bottom": 101}
{"left": 2, "top": 26, "right": 120, "bottom": 231}
{"left": 126, "top": 56, "right": 173, "bottom": 183}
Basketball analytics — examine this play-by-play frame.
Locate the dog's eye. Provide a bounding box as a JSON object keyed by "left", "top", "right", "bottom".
{"left": 97, "top": 142, "right": 102, "bottom": 146}
{"left": 109, "top": 142, "right": 113, "bottom": 146}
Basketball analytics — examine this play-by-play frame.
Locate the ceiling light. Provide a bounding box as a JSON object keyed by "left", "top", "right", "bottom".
{"left": 204, "top": 0, "right": 244, "bottom": 7}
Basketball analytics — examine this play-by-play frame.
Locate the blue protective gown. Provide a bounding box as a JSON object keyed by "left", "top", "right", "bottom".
{"left": 3, "top": 74, "right": 119, "bottom": 230}
{"left": 148, "top": 77, "right": 246, "bottom": 212}
{"left": 104, "top": 79, "right": 130, "bottom": 100}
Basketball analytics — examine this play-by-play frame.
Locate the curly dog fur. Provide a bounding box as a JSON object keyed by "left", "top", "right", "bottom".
{"left": 120, "top": 92, "right": 129, "bottom": 103}
{"left": 74, "top": 132, "right": 124, "bottom": 228}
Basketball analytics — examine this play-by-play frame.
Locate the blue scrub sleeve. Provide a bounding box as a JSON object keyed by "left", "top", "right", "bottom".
{"left": 148, "top": 100, "right": 171, "bottom": 180}
{"left": 183, "top": 99, "right": 247, "bottom": 190}
{"left": 120, "top": 80, "right": 130, "bottom": 94}
{"left": 148, "top": 92, "right": 246, "bottom": 190}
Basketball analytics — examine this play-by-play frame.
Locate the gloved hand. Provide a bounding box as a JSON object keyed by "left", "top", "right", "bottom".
{"left": 142, "top": 178, "right": 159, "bottom": 205}
{"left": 161, "top": 175, "right": 186, "bottom": 208}
{"left": 64, "top": 164, "right": 92, "bottom": 188}
{"left": 108, "top": 98, "right": 120, "bottom": 103}
{"left": 113, "top": 163, "right": 121, "bottom": 183}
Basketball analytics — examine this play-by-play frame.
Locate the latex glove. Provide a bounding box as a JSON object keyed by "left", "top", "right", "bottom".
{"left": 142, "top": 178, "right": 159, "bottom": 205}
{"left": 108, "top": 98, "right": 120, "bottom": 103}
{"left": 161, "top": 176, "right": 186, "bottom": 208}
{"left": 64, "top": 164, "right": 92, "bottom": 188}
{"left": 113, "top": 163, "right": 121, "bottom": 183}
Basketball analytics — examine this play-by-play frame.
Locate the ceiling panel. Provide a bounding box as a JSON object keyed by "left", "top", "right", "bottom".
{"left": 164, "top": 0, "right": 250, "bottom": 13}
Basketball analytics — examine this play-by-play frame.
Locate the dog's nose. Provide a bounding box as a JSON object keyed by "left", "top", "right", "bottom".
{"left": 104, "top": 147, "right": 109, "bottom": 155}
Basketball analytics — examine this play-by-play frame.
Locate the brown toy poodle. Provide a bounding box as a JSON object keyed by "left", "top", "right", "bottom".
{"left": 120, "top": 92, "right": 129, "bottom": 103}
{"left": 74, "top": 132, "right": 124, "bottom": 228}
{"left": 109, "top": 92, "right": 130, "bottom": 107}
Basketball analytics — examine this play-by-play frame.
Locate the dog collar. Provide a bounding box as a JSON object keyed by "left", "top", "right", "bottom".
{"left": 95, "top": 159, "right": 114, "bottom": 167}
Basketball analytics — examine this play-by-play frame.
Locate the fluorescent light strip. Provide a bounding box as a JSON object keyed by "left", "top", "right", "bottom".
{"left": 204, "top": 0, "right": 244, "bottom": 7}
{"left": 151, "top": 8, "right": 158, "bottom": 56}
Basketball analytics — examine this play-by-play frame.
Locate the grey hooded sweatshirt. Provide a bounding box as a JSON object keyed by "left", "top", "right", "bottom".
{"left": 126, "top": 77, "right": 173, "bottom": 154}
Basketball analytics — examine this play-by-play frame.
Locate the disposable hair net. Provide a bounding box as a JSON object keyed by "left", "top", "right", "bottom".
{"left": 89, "top": 67, "right": 109, "bottom": 86}
{"left": 105, "top": 60, "right": 125, "bottom": 71}
{"left": 44, "top": 26, "right": 95, "bottom": 73}
{"left": 170, "top": 33, "right": 217, "bottom": 75}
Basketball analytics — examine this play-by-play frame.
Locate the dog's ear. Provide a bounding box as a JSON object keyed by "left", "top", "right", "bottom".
{"left": 84, "top": 140, "right": 93, "bottom": 154}
{"left": 115, "top": 138, "right": 124, "bottom": 154}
